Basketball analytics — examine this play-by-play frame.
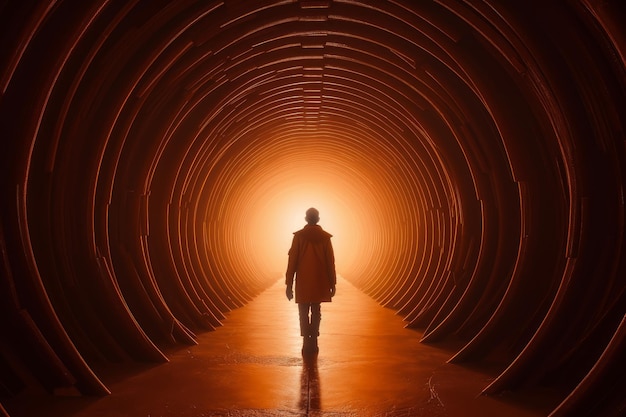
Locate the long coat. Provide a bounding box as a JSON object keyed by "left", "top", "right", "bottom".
{"left": 286, "top": 224, "right": 336, "bottom": 303}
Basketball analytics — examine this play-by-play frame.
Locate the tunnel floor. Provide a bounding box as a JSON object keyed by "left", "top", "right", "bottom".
{"left": 3, "top": 278, "right": 562, "bottom": 417}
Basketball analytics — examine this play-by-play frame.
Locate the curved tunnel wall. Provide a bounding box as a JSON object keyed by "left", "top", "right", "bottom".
{"left": 0, "top": 1, "right": 625, "bottom": 415}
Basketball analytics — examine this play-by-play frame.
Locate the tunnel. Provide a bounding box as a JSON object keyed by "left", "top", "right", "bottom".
{"left": 0, "top": 0, "right": 625, "bottom": 416}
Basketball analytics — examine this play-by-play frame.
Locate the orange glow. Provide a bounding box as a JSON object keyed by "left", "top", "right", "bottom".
{"left": 243, "top": 171, "right": 363, "bottom": 276}
{"left": 196, "top": 127, "right": 434, "bottom": 295}
{"left": 2, "top": 2, "right": 624, "bottom": 413}
{"left": 205, "top": 133, "right": 378, "bottom": 284}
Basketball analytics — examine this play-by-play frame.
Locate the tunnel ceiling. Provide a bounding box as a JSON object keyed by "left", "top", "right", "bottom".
{"left": 1, "top": 1, "right": 625, "bottom": 415}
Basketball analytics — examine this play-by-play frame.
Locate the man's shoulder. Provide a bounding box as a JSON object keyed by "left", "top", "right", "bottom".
{"left": 295, "top": 225, "right": 332, "bottom": 240}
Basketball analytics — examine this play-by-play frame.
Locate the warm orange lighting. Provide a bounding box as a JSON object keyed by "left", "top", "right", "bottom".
{"left": 235, "top": 164, "right": 365, "bottom": 280}
{"left": 2, "top": 1, "right": 623, "bottom": 413}
{"left": 196, "top": 127, "right": 426, "bottom": 293}
{"left": 265, "top": 193, "right": 352, "bottom": 270}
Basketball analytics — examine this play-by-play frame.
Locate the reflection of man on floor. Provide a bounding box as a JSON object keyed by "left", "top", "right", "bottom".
{"left": 285, "top": 207, "right": 337, "bottom": 354}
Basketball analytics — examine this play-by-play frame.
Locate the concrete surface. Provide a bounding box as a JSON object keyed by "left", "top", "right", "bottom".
{"left": 2, "top": 277, "right": 562, "bottom": 416}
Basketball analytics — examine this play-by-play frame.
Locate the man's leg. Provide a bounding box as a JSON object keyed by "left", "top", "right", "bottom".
{"left": 310, "top": 303, "right": 321, "bottom": 337}
{"left": 309, "top": 303, "right": 321, "bottom": 353}
{"left": 298, "top": 303, "right": 311, "bottom": 337}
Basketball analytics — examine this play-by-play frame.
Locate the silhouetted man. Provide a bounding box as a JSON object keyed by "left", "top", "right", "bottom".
{"left": 286, "top": 207, "right": 337, "bottom": 354}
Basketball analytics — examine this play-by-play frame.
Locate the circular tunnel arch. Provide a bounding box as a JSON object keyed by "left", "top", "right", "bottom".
{"left": 1, "top": 1, "right": 625, "bottom": 415}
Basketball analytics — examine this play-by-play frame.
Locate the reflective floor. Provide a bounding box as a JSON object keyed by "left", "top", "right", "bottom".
{"left": 3, "top": 278, "right": 562, "bottom": 416}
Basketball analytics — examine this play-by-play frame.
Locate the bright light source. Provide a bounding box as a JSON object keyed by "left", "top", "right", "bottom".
{"left": 199, "top": 131, "right": 416, "bottom": 296}
{"left": 241, "top": 177, "right": 361, "bottom": 280}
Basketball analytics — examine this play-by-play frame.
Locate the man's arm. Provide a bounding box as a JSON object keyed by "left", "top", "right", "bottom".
{"left": 326, "top": 240, "right": 337, "bottom": 297}
{"left": 285, "top": 235, "right": 298, "bottom": 300}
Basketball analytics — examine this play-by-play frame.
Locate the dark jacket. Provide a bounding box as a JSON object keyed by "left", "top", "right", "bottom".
{"left": 286, "top": 224, "right": 336, "bottom": 303}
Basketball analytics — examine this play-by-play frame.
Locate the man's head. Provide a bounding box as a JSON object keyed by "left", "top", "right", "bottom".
{"left": 305, "top": 207, "right": 320, "bottom": 225}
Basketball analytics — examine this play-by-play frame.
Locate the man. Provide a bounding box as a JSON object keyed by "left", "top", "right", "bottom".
{"left": 286, "top": 207, "right": 337, "bottom": 354}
